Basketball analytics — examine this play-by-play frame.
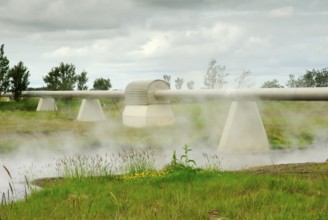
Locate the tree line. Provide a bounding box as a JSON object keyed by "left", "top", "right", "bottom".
{"left": 163, "top": 58, "right": 254, "bottom": 90}
{"left": 0, "top": 44, "right": 112, "bottom": 102}
{"left": 261, "top": 69, "right": 328, "bottom": 88}
{"left": 2, "top": 44, "right": 328, "bottom": 102}
{"left": 165, "top": 58, "right": 328, "bottom": 90}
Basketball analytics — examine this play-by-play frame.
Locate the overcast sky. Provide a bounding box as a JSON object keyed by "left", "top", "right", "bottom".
{"left": 1, "top": 0, "right": 328, "bottom": 89}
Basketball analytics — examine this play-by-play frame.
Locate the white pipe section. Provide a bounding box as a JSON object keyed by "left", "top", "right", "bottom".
{"left": 4, "top": 87, "right": 328, "bottom": 101}
{"left": 20, "top": 90, "right": 125, "bottom": 99}
{"left": 155, "top": 88, "right": 328, "bottom": 101}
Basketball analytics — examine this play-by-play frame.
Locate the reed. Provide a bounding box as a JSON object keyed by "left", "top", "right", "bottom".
{"left": 56, "top": 153, "right": 117, "bottom": 178}
{"left": 1, "top": 166, "right": 15, "bottom": 206}
{"left": 118, "top": 148, "right": 155, "bottom": 174}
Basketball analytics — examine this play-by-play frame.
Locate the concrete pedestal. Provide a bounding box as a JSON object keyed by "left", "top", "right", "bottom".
{"left": 219, "top": 101, "right": 270, "bottom": 153}
{"left": 36, "top": 98, "right": 57, "bottom": 111}
{"left": 77, "top": 99, "right": 106, "bottom": 121}
{"left": 123, "top": 80, "right": 174, "bottom": 127}
{"left": 123, "top": 104, "right": 174, "bottom": 127}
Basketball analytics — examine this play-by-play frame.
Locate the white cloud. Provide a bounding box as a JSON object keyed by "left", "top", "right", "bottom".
{"left": 270, "top": 6, "right": 294, "bottom": 18}
{"left": 139, "top": 35, "right": 170, "bottom": 57}
{"left": 1, "top": 0, "right": 328, "bottom": 89}
{"left": 245, "top": 36, "right": 271, "bottom": 48}
{"left": 205, "top": 22, "right": 242, "bottom": 50}
{"left": 42, "top": 46, "right": 89, "bottom": 59}
{"left": 167, "top": 22, "right": 243, "bottom": 54}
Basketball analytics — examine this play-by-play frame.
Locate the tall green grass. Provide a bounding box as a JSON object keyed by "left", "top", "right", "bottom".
{"left": 259, "top": 101, "right": 328, "bottom": 149}
{"left": 1, "top": 147, "right": 327, "bottom": 219}
{"left": 0, "top": 98, "right": 39, "bottom": 111}
{"left": 55, "top": 148, "right": 156, "bottom": 178}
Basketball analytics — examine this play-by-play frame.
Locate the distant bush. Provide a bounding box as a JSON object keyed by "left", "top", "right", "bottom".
{"left": 0, "top": 98, "right": 38, "bottom": 111}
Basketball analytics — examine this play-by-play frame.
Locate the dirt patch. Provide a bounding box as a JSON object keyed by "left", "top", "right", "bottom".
{"left": 243, "top": 160, "right": 328, "bottom": 175}
{"left": 32, "top": 177, "right": 65, "bottom": 187}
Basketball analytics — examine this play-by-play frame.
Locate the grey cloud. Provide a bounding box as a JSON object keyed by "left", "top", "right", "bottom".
{"left": 2, "top": 0, "right": 327, "bottom": 36}
{"left": 1, "top": 0, "right": 328, "bottom": 89}
{"left": 136, "top": 0, "right": 328, "bottom": 12}
{"left": 0, "top": 0, "right": 137, "bottom": 31}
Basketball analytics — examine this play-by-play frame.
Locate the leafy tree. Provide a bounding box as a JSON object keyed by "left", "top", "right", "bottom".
{"left": 163, "top": 74, "right": 171, "bottom": 87}
{"left": 286, "top": 68, "right": 328, "bottom": 88}
{"left": 175, "top": 77, "right": 184, "bottom": 90}
{"left": 27, "top": 86, "right": 48, "bottom": 91}
{"left": 302, "top": 71, "right": 316, "bottom": 87}
{"left": 0, "top": 44, "right": 10, "bottom": 98}
{"left": 285, "top": 74, "right": 303, "bottom": 88}
{"left": 8, "top": 61, "right": 30, "bottom": 102}
{"left": 93, "top": 78, "right": 112, "bottom": 90}
{"left": 187, "top": 81, "right": 195, "bottom": 90}
{"left": 261, "top": 79, "right": 284, "bottom": 88}
{"left": 43, "top": 62, "right": 77, "bottom": 90}
{"left": 303, "top": 68, "right": 328, "bottom": 87}
{"left": 235, "top": 70, "right": 254, "bottom": 88}
{"left": 204, "top": 58, "right": 228, "bottom": 89}
{"left": 77, "top": 70, "right": 88, "bottom": 90}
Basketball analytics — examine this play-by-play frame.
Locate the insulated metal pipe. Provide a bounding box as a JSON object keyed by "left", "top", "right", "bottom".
{"left": 154, "top": 88, "right": 328, "bottom": 101}
{"left": 4, "top": 87, "right": 328, "bottom": 101}
{"left": 20, "top": 90, "right": 125, "bottom": 99}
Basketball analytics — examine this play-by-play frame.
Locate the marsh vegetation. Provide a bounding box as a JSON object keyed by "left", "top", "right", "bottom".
{"left": 1, "top": 98, "right": 328, "bottom": 219}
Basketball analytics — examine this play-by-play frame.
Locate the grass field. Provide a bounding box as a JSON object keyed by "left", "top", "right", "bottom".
{"left": 1, "top": 98, "right": 328, "bottom": 219}
{"left": 1, "top": 156, "right": 327, "bottom": 219}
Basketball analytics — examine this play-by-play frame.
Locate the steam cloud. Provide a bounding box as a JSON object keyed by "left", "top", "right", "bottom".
{"left": 1, "top": 102, "right": 328, "bottom": 200}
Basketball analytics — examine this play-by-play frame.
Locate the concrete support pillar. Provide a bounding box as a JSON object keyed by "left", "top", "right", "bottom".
{"left": 36, "top": 98, "right": 57, "bottom": 111}
{"left": 77, "top": 99, "right": 106, "bottom": 121}
{"left": 123, "top": 80, "right": 174, "bottom": 127}
{"left": 218, "top": 101, "right": 270, "bottom": 153}
{"left": 123, "top": 104, "right": 174, "bottom": 127}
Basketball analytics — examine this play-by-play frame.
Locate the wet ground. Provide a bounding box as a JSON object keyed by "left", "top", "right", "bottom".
{"left": 243, "top": 160, "right": 328, "bottom": 174}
